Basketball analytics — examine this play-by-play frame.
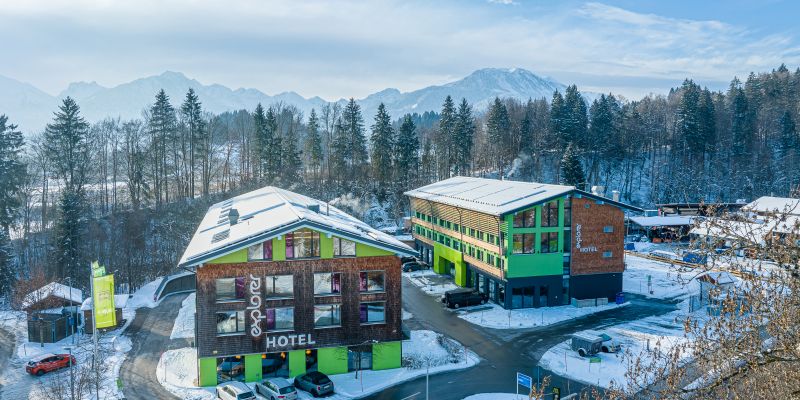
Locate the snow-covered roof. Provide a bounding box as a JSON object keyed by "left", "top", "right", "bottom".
{"left": 179, "top": 186, "right": 415, "bottom": 267}
{"left": 630, "top": 216, "right": 695, "bottom": 227}
{"left": 22, "top": 282, "right": 83, "bottom": 309}
{"left": 404, "top": 176, "right": 574, "bottom": 216}
{"left": 696, "top": 271, "right": 737, "bottom": 286}
{"left": 743, "top": 196, "right": 800, "bottom": 216}
{"left": 689, "top": 219, "right": 769, "bottom": 245}
{"left": 80, "top": 294, "right": 129, "bottom": 311}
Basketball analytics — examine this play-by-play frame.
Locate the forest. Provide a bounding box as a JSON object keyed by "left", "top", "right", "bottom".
{"left": 0, "top": 65, "right": 799, "bottom": 296}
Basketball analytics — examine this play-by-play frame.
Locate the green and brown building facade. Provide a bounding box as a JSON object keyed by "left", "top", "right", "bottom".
{"left": 405, "top": 177, "right": 640, "bottom": 309}
{"left": 179, "top": 186, "right": 415, "bottom": 386}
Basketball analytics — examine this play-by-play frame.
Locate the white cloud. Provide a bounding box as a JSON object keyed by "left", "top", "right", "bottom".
{"left": 0, "top": 1, "right": 797, "bottom": 99}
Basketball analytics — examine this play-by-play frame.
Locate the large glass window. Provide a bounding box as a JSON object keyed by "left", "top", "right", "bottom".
{"left": 333, "top": 237, "right": 356, "bottom": 257}
{"left": 216, "top": 311, "right": 245, "bottom": 334}
{"left": 541, "top": 201, "right": 559, "bottom": 227}
{"left": 359, "top": 302, "right": 386, "bottom": 324}
{"left": 314, "top": 304, "right": 341, "bottom": 327}
{"left": 564, "top": 198, "right": 572, "bottom": 227}
{"left": 513, "top": 209, "right": 536, "bottom": 228}
{"left": 359, "top": 271, "right": 385, "bottom": 292}
{"left": 265, "top": 275, "right": 294, "bottom": 298}
{"left": 314, "top": 272, "right": 342, "bottom": 295}
{"left": 248, "top": 240, "right": 273, "bottom": 261}
{"left": 512, "top": 234, "right": 534, "bottom": 254}
{"left": 540, "top": 232, "right": 559, "bottom": 253}
{"left": 285, "top": 229, "right": 320, "bottom": 259}
{"left": 265, "top": 307, "right": 294, "bottom": 331}
{"left": 216, "top": 277, "right": 245, "bottom": 302}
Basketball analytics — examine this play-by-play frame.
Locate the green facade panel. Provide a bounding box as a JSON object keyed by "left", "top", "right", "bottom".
{"left": 198, "top": 357, "right": 218, "bottom": 387}
{"left": 356, "top": 242, "right": 393, "bottom": 257}
{"left": 317, "top": 346, "right": 348, "bottom": 375}
{"left": 244, "top": 354, "right": 262, "bottom": 382}
{"left": 288, "top": 350, "right": 306, "bottom": 377}
{"left": 432, "top": 242, "right": 466, "bottom": 286}
{"left": 207, "top": 248, "right": 247, "bottom": 264}
{"left": 502, "top": 196, "right": 567, "bottom": 278}
{"left": 272, "top": 237, "right": 286, "bottom": 261}
{"left": 506, "top": 253, "right": 563, "bottom": 278}
{"left": 320, "top": 234, "right": 334, "bottom": 259}
{"left": 372, "top": 341, "right": 402, "bottom": 370}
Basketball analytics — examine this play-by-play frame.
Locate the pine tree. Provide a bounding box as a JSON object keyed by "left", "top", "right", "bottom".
{"left": 561, "top": 142, "right": 586, "bottom": 190}
{"left": 453, "top": 99, "right": 475, "bottom": 175}
{"left": 304, "top": 109, "right": 324, "bottom": 184}
{"left": 265, "top": 107, "right": 282, "bottom": 183}
{"left": 549, "top": 91, "right": 567, "bottom": 147}
{"left": 730, "top": 86, "right": 753, "bottom": 159}
{"left": 252, "top": 104, "right": 269, "bottom": 182}
{"left": 180, "top": 88, "right": 206, "bottom": 197}
{"left": 147, "top": 90, "right": 178, "bottom": 205}
{"left": 437, "top": 96, "right": 457, "bottom": 178}
{"left": 486, "top": 97, "right": 511, "bottom": 177}
{"left": 281, "top": 117, "right": 302, "bottom": 185}
{"left": 780, "top": 110, "right": 797, "bottom": 154}
{"left": 341, "top": 99, "right": 368, "bottom": 186}
{"left": 0, "top": 229, "right": 14, "bottom": 298}
{"left": 0, "top": 115, "right": 26, "bottom": 232}
{"left": 563, "top": 85, "right": 588, "bottom": 148}
{"left": 394, "top": 114, "right": 420, "bottom": 191}
{"left": 54, "top": 188, "right": 87, "bottom": 285}
{"left": 45, "top": 97, "right": 90, "bottom": 193}
{"left": 370, "top": 103, "right": 395, "bottom": 201}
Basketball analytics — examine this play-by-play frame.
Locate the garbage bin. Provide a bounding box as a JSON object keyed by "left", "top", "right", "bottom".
{"left": 615, "top": 292, "right": 625, "bottom": 305}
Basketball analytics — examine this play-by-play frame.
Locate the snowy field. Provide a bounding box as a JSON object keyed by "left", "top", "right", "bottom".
{"left": 0, "top": 276, "right": 167, "bottom": 400}
{"left": 157, "top": 330, "right": 480, "bottom": 400}
{"left": 171, "top": 292, "right": 196, "bottom": 339}
{"left": 404, "top": 269, "right": 459, "bottom": 297}
{"left": 623, "top": 253, "right": 700, "bottom": 299}
{"left": 457, "top": 302, "right": 628, "bottom": 329}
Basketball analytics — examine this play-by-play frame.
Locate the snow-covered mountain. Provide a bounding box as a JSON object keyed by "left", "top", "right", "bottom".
{"left": 1, "top": 68, "right": 571, "bottom": 134}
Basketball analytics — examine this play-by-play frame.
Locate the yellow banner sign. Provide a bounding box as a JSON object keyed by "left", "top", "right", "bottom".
{"left": 93, "top": 274, "right": 116, "bottom": 329}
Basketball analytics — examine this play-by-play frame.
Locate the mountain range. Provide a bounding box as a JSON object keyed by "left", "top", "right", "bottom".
{"left": 0, "top": 68, "right": 570, "bottom": 134}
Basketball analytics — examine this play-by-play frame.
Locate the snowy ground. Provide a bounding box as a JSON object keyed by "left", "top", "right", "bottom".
{"left": 457, "top": 302, "right": 629, "bottom": 330}
{"left": 171, "top": 293, "right": 196, "bottom": 339}
{"left": 463, "top": 394, "right": 529, "bottom": 400}
{"left": 624, "top": 254, "right": 699, "bottom": 299}
{"left": 157, "top": 330, "right": 480, "bottom": 400}
{"left": 0, "top": 276, "right": 167, "bottom": 400}
{"left": 404, "top": 269, "right": 459, "bottom": 297}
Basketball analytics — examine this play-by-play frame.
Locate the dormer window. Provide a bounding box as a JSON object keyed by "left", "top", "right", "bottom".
{"left": 247, "top": 240, "right": 273, "bottom": 261}
{"left": 286, "top": 228, "right": 320, "bottom": 259}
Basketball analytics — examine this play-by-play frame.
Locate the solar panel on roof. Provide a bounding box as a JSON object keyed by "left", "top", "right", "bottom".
{"left": 211, "top": 230, "right": 230, "bottom": 243}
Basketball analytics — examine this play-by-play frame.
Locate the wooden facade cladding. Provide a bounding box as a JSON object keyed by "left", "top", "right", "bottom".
{"left": 413, "top": 232, "right": 435, "bottom": 247}
{"left": 570, "top": 197, "right": 625, "bottom": 275}
{"left": 410, "top": 198, "right": 501, "bottom": 236}
{"left": 463, "top": 255, "right": 503, "bottom": 279}
{"left": 411, "top": 217, "right": 502, "bottom": 254}
{"left": 195, "top": 256, "right": 402, "bottom": 359}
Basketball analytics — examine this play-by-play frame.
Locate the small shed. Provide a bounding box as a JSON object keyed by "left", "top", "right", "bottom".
{"left": 628, "top": 216, "right": 695, "bottom": 243}
{"left": 23, "top": 282, "right": 83, "bottom": 344}
{"left": 696, "top": 271, "right": 738, "bottom": 303}
{"left": 81, "top": 294, "right": 128, "bottom": 333}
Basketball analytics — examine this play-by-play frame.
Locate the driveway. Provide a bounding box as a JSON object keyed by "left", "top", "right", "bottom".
{"left": 364, "top": 277, "right": 679, "bottom": 400}
{"left": 120, "top": 293, "right": 190, "bottom": 400}
{"left": 0, "top": 326, "right": 16, "bottom": 398}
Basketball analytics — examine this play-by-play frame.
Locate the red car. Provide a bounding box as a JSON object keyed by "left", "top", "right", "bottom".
{"left": 25, "top": 353, "right": 76, "bottom": 376}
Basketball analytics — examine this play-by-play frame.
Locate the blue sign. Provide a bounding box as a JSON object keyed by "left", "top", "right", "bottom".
{"left": 517, "top": 372, "right": 532, "bottom": 389}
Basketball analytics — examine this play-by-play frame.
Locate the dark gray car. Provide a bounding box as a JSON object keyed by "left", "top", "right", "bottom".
{"left": 293, "top": 371, "right": 334, "bottom": 397}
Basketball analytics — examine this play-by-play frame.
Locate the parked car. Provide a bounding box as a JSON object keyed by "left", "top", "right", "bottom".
{"left": 402, "top": 261, "right": 428, "bottom": 272}
{"left": 441, "top": 288, "right": 488, "bottom": 309}
{"left": 26, "top": 353, "right": 76, "bottom": 376}
{"left": 400, "top": 256, "right": 418, "bottom": 264}
{"left": 570, "top": 332, "right": 603, "bottom": 357}
{"left": 217, "top": 357, "right": 244, "bottom": 379}
{"left": 255, "top": 378, "right": 298, "bottom": 400}
{"left": 216, "top": 381, "right": 256, "bottom": 400}
{"left": 293, "top": 371, "right": 334, "bottom": 397}
{"left": 585, "top": 330, "right": 621, "bottom": 353}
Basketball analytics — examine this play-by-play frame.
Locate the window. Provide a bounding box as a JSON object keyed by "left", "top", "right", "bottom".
{"left": 540, "top": 232, "right": 559, "bottom": 253}
{"left": 513, "top": 209, "right": 536, "bottom": 228}
{"left": 314, "top": 304, "right": 341, "bottom": 327}
{"left": 216, "top": 277, "right": 245, "bottom": 301}
{"left": 265, "top": 307, "right": 294, "bottom": 331}
{"left": 216, "top": 311, "right": 245, "bottom": 334}
{"left": 333, "top": 237, "right": 356, "bottom": 257}
{"left": 603, "top": 226, "right": 614, "bottom": 233}
{"left": 541, "top": 201, "right": 559, "bottom": 227}
{"left": 264, "top": 275, "right": 293, "bottom": 298}
{"left": 314, "top": 272, "right": 342, "bottom": 295}
{"left": 487, "top": 254, "right": 495, "bottom": 266}
{"left": 603, "top": 251, "right": 613, "bottom": 258}
{"left": 359, "top": 302, "right": 386, "bottom": 324}
{"left": 285, "top": 228, "right": 320, "bottom": 259}
{"left": 476, "top": 249, "right": 483, "bottom": 260}
{"left": 359, "top": 271, "right": 385, "bottom": 292}
{"left": 512, "top": 234, "right": 534, "bottom": 254}
{"left": 563, "top": 230, "right": 572, "bottom": 253}
{"left": 247, "top": 240, "right": 273, "bottom": 261}
{"left": 564, "top": 198, "right": 572, "bottom": 227}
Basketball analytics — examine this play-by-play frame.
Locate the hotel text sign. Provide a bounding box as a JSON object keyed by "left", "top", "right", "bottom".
{"left": 266, "top": 334, "right": 316, "bottom": 350}
{"left": 248, "top": 274, "right": 264, "bottom": 337}
{"left": 574, "top": 224, "right": 598, "bottom": 253}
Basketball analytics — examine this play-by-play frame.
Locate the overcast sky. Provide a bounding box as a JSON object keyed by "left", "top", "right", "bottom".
{"left": 2, "top": 0, "right": 799, "bottom": 100}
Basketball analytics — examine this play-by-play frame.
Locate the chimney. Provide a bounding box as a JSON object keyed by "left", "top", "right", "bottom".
{"left": 308, "top": 204, "right": 320, "bottom": 213}
{"left": 228, "top": 208, "right": 239, "bottom": 225}
{"left": 591, "top": 185, "right": 605, "bottom": 197}
{"left": 612, "top": 190, "right": 620, "bottom": 202}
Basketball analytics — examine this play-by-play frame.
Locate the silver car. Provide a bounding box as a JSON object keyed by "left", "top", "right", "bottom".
{"left": 255, "top": 378, "right": 298, "bottom": 400}
{"left": 216, "top": 381, "right": 256, "bottom": 400}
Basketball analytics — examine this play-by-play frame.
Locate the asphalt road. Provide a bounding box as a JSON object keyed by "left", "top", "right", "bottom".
{"left": 0, "top": 326, "right": 15, "bottom": 397}
{"left": 363, "top": 277, "right": 679, "bottom": 400}
{"left": 120, "top": 293, "right": 190, "bottom": 400}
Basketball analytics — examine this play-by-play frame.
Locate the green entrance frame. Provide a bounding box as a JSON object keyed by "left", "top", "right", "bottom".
{"left": 288, "top": 350, "right": 306, "bottom": 377}
{"left": 317, "top": 346, "right": 348, "bottom": 375}
{"left": 198, "top": 357, "right": 218, "bottom": 387}
{"left": 372, "top": 341, "right": 401, "bottom": 370}
{"left": 244, "top": 354, "right": 262, "bottom": 382}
